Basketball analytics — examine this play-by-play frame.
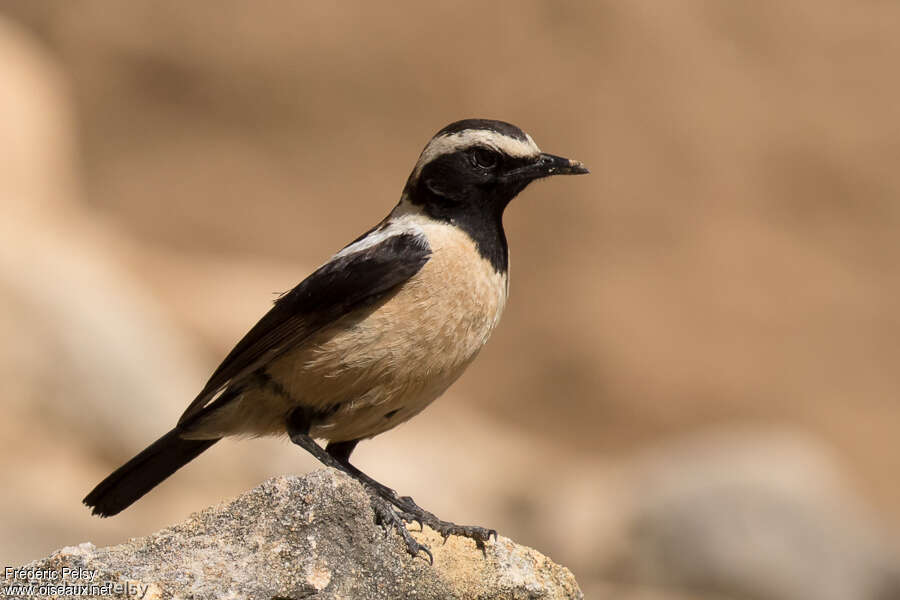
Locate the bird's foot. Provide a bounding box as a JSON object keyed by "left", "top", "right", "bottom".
{"left": 388, "top": 494, "right": 496, "bottom": 550}
{"left": 370, "top": 495, "right": 433, "bottom": 564}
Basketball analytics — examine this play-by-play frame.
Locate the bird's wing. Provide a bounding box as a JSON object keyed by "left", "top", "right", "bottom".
{"left": 177, "top": 231, "right": 432, "bottom": 426}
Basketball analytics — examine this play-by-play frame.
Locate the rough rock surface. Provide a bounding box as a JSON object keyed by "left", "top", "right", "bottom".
{"left": 4, "top": 469, "right": 582, "bottom": 599}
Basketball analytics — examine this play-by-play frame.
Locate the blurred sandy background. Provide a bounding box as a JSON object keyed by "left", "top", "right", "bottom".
{"left": 1, "top": 2, "right": 898, "bottom": 598}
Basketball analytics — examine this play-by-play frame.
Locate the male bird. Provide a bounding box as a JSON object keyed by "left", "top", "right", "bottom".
{"left": 84, "top": 119, "right": 588, "bottom": 560}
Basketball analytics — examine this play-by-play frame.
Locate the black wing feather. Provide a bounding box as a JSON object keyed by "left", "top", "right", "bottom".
{"left": 178, "top": 232, "right": 431, "bottom": 425}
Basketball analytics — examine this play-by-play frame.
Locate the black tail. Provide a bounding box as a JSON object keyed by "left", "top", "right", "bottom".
{"left": 83, "top": 428, "right": 220, "bottom": 517}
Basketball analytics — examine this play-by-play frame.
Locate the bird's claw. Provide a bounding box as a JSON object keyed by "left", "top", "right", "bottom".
{"left": 367, "top": 483, "right": 494, "bottom": 560}
{"left": 398, "top": 511, "right": 424, "bottom": 531}
{"left": 430, "top": 522, "right": 495, "bottom": 544}
{"left": 386, "top": 491, "right": 496, "bottom": 547}
{"left": 371, "top": 496, "right": 433, "bottom": 563}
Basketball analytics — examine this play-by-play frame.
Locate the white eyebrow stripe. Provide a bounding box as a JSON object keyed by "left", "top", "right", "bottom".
{"left": 412, "top": 129, "right": 541, "bottom": 178}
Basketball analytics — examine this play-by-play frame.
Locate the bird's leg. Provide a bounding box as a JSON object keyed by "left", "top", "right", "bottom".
{"left": 323, "top": 439, "right": 357, "bottom": 465}
{"left": 325, "top": 440, "right": 415, "bottom": 513}
{"left": 286, "top": 408, "right": 432, "bottom": 562}
{"left": 326, "top": 440, "right": 423, "bottom": 530}
{"left": 325, "top": 434, "right": 496, "bottom": 548}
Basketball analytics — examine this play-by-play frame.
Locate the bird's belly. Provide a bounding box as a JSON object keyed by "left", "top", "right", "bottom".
{"left": 293, "top": 276, "right": 505, "bottom": 439}
{"left": 187, "top": 220, "right": 509, "bottom": 442}
{"left": 242, "top": 231, "right": 508, "bottom": 441}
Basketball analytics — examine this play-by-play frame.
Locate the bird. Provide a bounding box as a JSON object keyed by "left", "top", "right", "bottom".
{"left": 83, "top": 118, "right": 588, "bottom": 561}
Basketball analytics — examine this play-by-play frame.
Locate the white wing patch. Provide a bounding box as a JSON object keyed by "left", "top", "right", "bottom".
{"left": 333, "top": 213, "right": 430, "bottom": 259}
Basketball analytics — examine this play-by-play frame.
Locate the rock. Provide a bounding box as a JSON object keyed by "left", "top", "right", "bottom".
{"left": 527, "top": 428, "right": 900, "bottom": 599}
{"left": 612, "top": 430, "right": 900, "bottom": 600}
{"left": 4, "top": 469, "right": 582, "bottom": 599}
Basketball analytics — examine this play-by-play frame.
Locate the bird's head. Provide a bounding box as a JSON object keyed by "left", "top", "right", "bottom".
{"left": 401, "top": 119, "right": 588, "bottom": 221}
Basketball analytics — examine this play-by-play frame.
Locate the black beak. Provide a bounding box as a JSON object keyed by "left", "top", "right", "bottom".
{"left": 505, "top": 152, "right": 590, "bottom": 182}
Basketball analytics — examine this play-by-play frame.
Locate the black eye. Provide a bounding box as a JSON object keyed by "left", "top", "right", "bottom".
{"left": 469, "top": 147, "right": 499, "bottom": 169}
